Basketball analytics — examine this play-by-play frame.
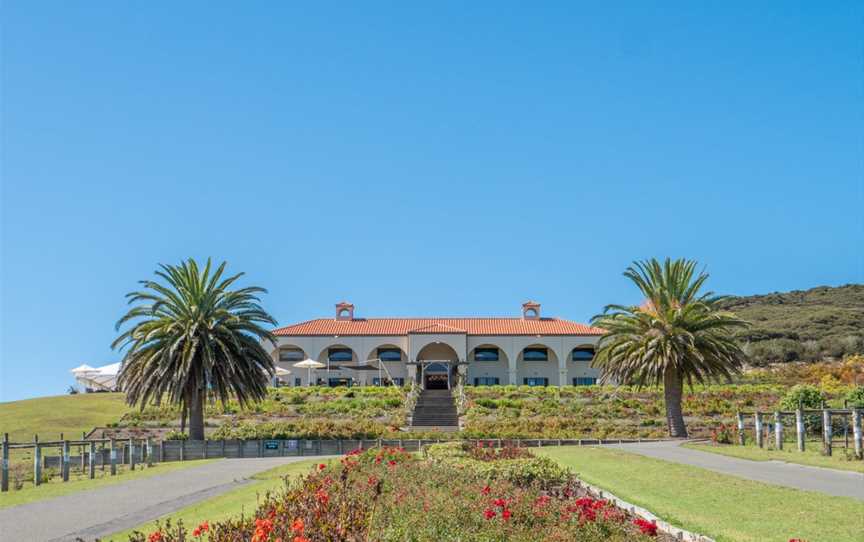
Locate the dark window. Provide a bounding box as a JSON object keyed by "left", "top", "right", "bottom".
{"left": 328, "top": 377, "right": 352, "bottom": 387}
{"left": 522, "top": 348, "right": 548, "bottom": 361}
{"left": 523, "top": 377, "right": 549, "bottom": 387}
{"left": 473, "top": 377, "right": 500, "bottom": 386}
{"left": 474, "top": 348, "right": 500, "bottom": 361}
{"left": 279, "top": 348, "right": 305, "bottom": 362}
{"left": 572, "top": 348, "right": 594, "bottom": 362}
{"left": 294, "top": 377, "right": 302, "bottom": 387}
{"left": 328, "top": 348, "right": 353, "bottom": 362}
{"left": 573, "top": 377, "right": 598, "bottom": 386}
{"left": 378, "top": 348, "right": 402, "bottom": 362}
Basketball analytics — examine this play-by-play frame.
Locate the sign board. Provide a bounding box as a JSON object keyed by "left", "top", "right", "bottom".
{"left": 284, "top": 440, "right": 298, "bottom": 450}
{"left": 264, "top": 440, "right": 279, "bottom": 450}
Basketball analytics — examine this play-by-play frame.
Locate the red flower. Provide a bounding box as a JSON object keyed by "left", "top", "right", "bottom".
{"left": 493, "top": 497, "right": 507, "bottom": 508}
{"left": 148, "top": 532, "right": 163, "bottom": 542}
{"left": 633, "top": 518, "right": 658, "bottom": 536}
{"left": 318, "top": 463, "right": 326, "bottom": 471}
{"left": 291, "top": 518, "right": 305, "bottom": 534}
{"left": 316, "top": 488, "right": 330, "bottom": 505}
{"left": 388, "top": 459, "right": 397, "bottom": 467}
{"left": 294, "top": 537, "right": 310, "bottom": 542}
{"left": 483, "top": 508, "right": 497, "bottom": 520}
{"left": 501, "top": 509, "right": 512, "bottom": 521}
{"left": 481, "top": 485, "right": 491, "bottom": 495}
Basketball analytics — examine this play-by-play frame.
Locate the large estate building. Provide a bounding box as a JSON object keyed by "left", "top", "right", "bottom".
{"left": 268, "top": 302, "right": 604, "bottom": 389}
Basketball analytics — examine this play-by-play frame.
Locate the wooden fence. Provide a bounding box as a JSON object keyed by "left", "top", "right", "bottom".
{"left": 0, "top": 435, "right": 661, "bottom": 492}
{"left": 735, "top": 408, "right": 863, "bottom": 459}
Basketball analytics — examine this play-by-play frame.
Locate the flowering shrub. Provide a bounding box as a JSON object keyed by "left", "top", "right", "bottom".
{"left": 710, "top": 423, "right": 734, "bottom": 445}
{"left": 128, "top": 447, "right": 666, "bottom": 541}
{"left": 464, "top": 440, "right": 534, "bottom": 461}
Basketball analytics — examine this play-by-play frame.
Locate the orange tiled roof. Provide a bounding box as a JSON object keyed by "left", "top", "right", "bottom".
{"left": 272, "top": 317, "right": 604, "bottom": 337}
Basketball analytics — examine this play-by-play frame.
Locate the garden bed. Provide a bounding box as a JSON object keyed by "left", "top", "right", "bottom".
{"left": 128, "top": 443, "right": 679, "bottom": 541}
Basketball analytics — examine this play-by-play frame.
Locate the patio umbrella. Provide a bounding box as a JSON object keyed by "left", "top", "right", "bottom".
{"left": 70, "top": 364, "right": 96, "bottom": 374}
{"left": 274, "top": 367, "right": 291, "bottom": 376}
{"left": 293, "top": 359, "right": 325, "bottom": 386}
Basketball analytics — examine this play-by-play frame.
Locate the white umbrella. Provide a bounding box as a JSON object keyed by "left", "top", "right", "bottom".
{"left": 275, "top": 367, "right": 291, "bottom": 376}
{"left": 70, "top": 364, "right": 96, "bottom": 374}
{"left": 293, "top": 359, "right": 325, "bottom": 386}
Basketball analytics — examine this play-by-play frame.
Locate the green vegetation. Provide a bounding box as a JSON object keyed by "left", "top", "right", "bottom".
{"left": 537, "top": 446, "right": 864, "bottom": 542}
{"left": 0, "top": 392, "right": 130, "bottom": 442}
{"left": 0, "top": 459, "right": 216, "bottom": 509}
{"left": 721, "top": 284, "right": 864, "bottom": 365}
{"left": 115, "top": 258, "right": 277, "bottom": 440}
{"left": 683, "top": 442, "right": 864, "bottom": 474}
{"left": 106, "top": 459, "right": 321, "bottom": 541}
{"left": 463, "top": 383, "right": 846, "bottom": 439}
{"left": 591, "top": 258, "right": 749, "bottom": 437}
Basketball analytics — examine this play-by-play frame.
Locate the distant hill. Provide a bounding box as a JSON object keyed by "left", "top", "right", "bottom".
{"left": 721, "top": 284, "right": 864, "bottom": 365}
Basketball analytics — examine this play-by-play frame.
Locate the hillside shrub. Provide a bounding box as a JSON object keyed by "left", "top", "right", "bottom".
{"left": 779, "top": 385, "right": 824, "bottom": 411}
{"left": 844, "top": 386, "right": 864, "bottom": 408}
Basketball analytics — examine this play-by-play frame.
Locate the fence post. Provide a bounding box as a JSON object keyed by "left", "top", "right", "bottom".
{"left": 33, "top": 435, "right": 42, "bottom": 486}
{"left": 80, "top": 432, "right": 87, "bottom": 472}
{"left": 129, "top": 438, "right": 136, "bottom": 471}
{"left": 89, "top": 441, "right": 96, "bottom": 479}
{"left": 146, "top": 438, "right": 154, "bottom": 467}
{"left": 774, "top": 412, "right": 783, "bottom": 450}
{"left": 754, "top": 413, "right": 763, "bottom": 448}
{"left": 853, "top": 409, "right": 863, "bottom": 460}
{"left": 109, "top": 439, "right": 117, "bottom": 475}
{"left": 736, "top": 412, "right": 745, "bottom": 445}
{"left": 1, "top": 433, "right": 8, "bottom": 492}
{"left": 221, "top": 439, "right": 226, "bottom": 458}
{"left": 61, "top": 440, "right": 70, "bottom": 482}
{"left": 822, "top": 409, "right": 832, "bottom": 456}
{"left": 795, "top": 409, "right": 805, "bottom": 452}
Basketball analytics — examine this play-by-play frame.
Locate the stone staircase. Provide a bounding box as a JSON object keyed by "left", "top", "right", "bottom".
{"left": 410, "top": 388, "right": 459, "bottom": 431}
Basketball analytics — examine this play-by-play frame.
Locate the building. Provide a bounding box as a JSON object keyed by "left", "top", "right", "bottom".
{"left": 267, "top": 301, "right": 604, "bottom": 389}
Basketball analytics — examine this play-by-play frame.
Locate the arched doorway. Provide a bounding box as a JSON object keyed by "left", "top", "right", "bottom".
{"left": 416, "top": 342, "right": 460, "bottom": 390}
{"left": 424, "top": 362, "right": 450, "bottom": 390}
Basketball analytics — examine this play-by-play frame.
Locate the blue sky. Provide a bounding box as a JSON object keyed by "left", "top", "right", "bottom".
{"left": 1, "top": 2, "right": 862, "bottom": 401}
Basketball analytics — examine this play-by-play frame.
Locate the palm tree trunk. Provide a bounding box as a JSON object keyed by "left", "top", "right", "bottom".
{"left": 189, "top": 389, "right": 205, "bottom": 441}
{"left": 664, "top": 367, "right": 688, "bottom": 438}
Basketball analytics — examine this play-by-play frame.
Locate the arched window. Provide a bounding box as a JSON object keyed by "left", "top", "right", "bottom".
{"left": 279, "top": 348, "right": 305, "bottom": 362}
{"left": 571, "top": 348, "right": 594, "bottom": 362}
{"left": 328, "top": 348, "right": 353, "bottom": 362}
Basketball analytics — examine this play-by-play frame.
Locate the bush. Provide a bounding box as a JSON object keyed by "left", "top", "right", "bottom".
{"left": 128, "top": 447, "right": 656, "bottom": 542}
{"left": 844, "top": 386, "right": 864, "bottom": 408}
{"left": 779, "top": 385, "right": 825, "bottom": 411}
{"left": 164, "top": 430, "right": 188, "bottom": 440}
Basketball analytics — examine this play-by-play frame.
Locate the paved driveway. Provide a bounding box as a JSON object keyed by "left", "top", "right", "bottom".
{"left": 0, "top": 456, "right": 326, "bottom": 542}
{"left": 609, "top": 440, "right": 864, "bottom": 500}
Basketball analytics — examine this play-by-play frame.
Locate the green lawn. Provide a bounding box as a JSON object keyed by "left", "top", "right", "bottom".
{"left": 684, "top": 442, "right": 864, "bottom": 474}
{"left": 105, "top": 459, "right": 321, "bottom": 541}
{"left": 0, "top": 459, "right": 217, "bottom": 509}
{"left": 0, "top": 393, "right": 130, "bottom": 442}
{"left": 537, "top": 446, "right": 864, "bottom": 542}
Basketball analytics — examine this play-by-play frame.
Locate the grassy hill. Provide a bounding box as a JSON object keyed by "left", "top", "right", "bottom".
{"left": 721, "top": 284, "right": 864, "bottom": 365}
{"left": 0, "top": 393, "right": 130, "bottom": 442}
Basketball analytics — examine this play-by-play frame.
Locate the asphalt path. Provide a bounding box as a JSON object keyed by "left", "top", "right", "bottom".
{"left": 0, "top": 456, "right": 325, "bottom": 542}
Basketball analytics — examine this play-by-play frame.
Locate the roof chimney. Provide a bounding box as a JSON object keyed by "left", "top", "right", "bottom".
{"left": 522, "top": 301, "right": 541, "bottom": 320}
{"left": 335, "top": 301, "right": 354, "bottom": 321}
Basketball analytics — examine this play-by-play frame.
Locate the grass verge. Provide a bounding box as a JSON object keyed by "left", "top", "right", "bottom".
{"left": 105, "top": 459, "right": 321, "bottom": 541}
{"left": 683, "top": 442, "right": 864, "bottom": 473}
{"left": 537, "top": 446, "right": 863, "bottom": 542}
{"left": 0, "top": 393, "right": 131, "bottom": 442}
{"left": 0, "top": 459, "right": 217, "bottom": 509}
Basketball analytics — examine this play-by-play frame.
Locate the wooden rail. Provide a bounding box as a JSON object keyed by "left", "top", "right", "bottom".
{"left": 735, "top": 408, "right": 863, "bottom": 459}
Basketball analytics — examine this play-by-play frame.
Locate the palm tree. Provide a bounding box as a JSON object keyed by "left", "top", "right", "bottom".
{"left": 113, "top": 258, "right": 277, "bottom": 440}
{"left": 591, "top": 258, "right": 748, "bottom": 438}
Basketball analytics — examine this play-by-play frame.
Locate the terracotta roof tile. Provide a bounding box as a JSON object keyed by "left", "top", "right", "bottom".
{"left": 272, "top": 317, "right": 604, "bottom": 337}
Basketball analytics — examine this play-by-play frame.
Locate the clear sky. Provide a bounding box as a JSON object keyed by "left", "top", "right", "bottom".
{"left": 1, "top": 2, "right": 862, "bottom": 401}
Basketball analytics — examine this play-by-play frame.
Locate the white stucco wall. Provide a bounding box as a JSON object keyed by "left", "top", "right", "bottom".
{"left": 268, "top": 332, "right": 602, "bottom": 386}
